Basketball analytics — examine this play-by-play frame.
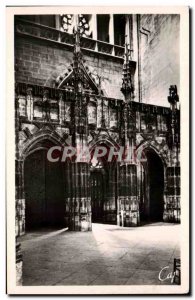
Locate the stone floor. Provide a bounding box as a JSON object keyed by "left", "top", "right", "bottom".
{"left": 19, "top": 223, "right": 180, "bottom": 286}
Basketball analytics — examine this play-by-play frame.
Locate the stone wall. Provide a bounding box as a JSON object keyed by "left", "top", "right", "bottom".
{"left": 15, "top": 36, "right": 124, "bottom": 99}
{"left": 139, "top": 14, "right": 180, "bottom": 107}
{"left": 15, "top": 14, "right": 180, "bottom": 107}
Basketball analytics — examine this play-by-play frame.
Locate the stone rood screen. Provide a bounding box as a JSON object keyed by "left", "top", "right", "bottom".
{"left": 15, "top": 81, "right": 180, "bottom": 235}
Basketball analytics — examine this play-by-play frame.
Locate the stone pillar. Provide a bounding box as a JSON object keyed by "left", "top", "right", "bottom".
{"left": 109, "top": 14, "right": 114, "bottom": 44}
{"left": 118, "top": 162, "right": 139, "bottom": 227}
{"left": 117, "top": 103, "right": 139, "bottom": 227}
{"left": 91, "top": 14, "right": 97, "bottom": 40}
{"left": 15, "top": 94, "right": 25, "bottom": 236}
{"left": 55, "top": 15, "right": 60, "bottom": 30}
{"left": 16, "top": 242, "right": 23, "bottom": 285}
{"left": 164, "top": 164, "right": 180, "bottom": 223}
{"left": 55, "top": 15, "right": 61, "bottom": 42}
{"left": 15, "top": 160, "right": 25, "bottom": 236}
{"left": 64, "top": 160, "right": 91, "bottom": 231}
{"left": 15, "top": 92, "right": 24, "bottom": 285}
{"left": 132, "top": 14, "right": 139, "bottom": 101}
{"left": 15, "top": 159, "right": 24, "bottom": 284}
{"left": 103, "top": 164, "right": 117, "bottom": 224}
{"left": 125, "top": 15, "right": 130, "bottom": 45}
{"left": 164, "top": 86, "right": 180, "bottom": 223}
{"left": 64, "top": 91, "right": 92, "bottom": 231}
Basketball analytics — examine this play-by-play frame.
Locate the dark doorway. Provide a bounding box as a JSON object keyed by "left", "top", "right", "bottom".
{"left": 24, "top": 149, "right": 65, "bottom": 230}
{"left": 91, "top": 169, "right": 105, "bottom": 223}
{"left": 90, "top": 162, "right": 118, "bottom": 224}
{"left": 140, "top": 149, "right": 164, "bottom": 223}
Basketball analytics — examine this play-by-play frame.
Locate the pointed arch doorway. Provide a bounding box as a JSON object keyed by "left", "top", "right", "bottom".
{"left": 139, "top": 148, "right": 164, "bottom": 223}
{"left": 90, "top": 142, "right": 118, "bottom": 225}
{"left": 24, "top": 147, "right": 65, "bottom": 230}
{"left": 90, "top": 165, "right": 105, "bottom": 223}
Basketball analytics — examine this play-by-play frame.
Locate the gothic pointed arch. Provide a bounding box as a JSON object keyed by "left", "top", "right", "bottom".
{"left": 136, "top": 139, "right": 169, "bottom": 167}
{"left": 20, "top": 129, "right": 66, "bottom": 160}
{"left": 88, "top": 134, "right": 120, "bottom": 153}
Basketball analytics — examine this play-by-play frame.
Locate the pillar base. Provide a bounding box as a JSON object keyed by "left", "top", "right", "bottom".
{"left": 117, "top": 196, "right": 140, "bottom": 227}
{"left": 163, "top": 196, "right": 181, "bottom": 223}
{"left": 16, "top": 242, "right": 23, "bottom": 286}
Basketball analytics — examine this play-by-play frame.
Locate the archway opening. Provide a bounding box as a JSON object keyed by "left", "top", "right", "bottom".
{"left": 140, "top": 148, "right": 164, "bottom": 223}
{"left": 90, "top": 167, "right": 105, "bottom": 223}
{"left": 24, "top": 148, "right": 65, "bottom": 231}
{"left": 90, "top": 143, "right": 118, "bottom": 225}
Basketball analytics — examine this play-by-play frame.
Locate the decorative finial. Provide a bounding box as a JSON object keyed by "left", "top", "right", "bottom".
{"left": 168, "top": 85, "right": 179, "bottom": 111}
{"left": 96, "top": 75, "right": 106, "bottom": 129}
{"left": 73, "top": 14, "right": 82, "bottom": 55}
{"left": 120, "top": 35, "right": 136, "bottom": 101}
{"left": 72, "top": 15, "right": 83, "bottom": 93}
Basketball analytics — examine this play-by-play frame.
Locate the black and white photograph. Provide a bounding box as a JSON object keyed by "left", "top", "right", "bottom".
{"left": 6, "top": 6, "right": 189, "bottom": 295}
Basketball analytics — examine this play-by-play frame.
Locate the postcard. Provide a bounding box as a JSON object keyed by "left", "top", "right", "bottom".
{"left": 6, "top": 6, "right": 189, "bottom": 294}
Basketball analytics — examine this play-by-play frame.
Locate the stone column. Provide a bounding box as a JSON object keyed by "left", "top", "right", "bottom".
{"left": 15, "top": 94, "right": 25, "bottom": 236}
{"left": 132, "top": 14, "right": 139, "bottom": 101}
{"left": 164, "top": 164, "right": 180, "bottom": 223}
{"left": 64, "top": 93, "right": 92, "bottom": 231}
{"left": 55, "top": 15, "right": 62, "bottom": 42}
{"left": 125, "top": 15, "right": 130, "bottom": 45}
{"left": 64, "top": 160, "right": 91, "bottom": 231}
{"left": 103, "top": 164, "right": 117, "bottom": 224}
{"left": 117, "top": 104, "right": 139, "bottom": 227}
{"left": 91, "top": 14, "right": 97, "bottom": 40}
{"left": 55, "top": 15, "right": 60, "bottom": 30}
{"left": 164, "top": 86, "right": 180, "bottom": 223}
{"left": 16, "top": 242, "right": 23, "bottom": 285}
{"left": 15, "top": 159, "right": 25, "bottom": 236}
{"left": 109, "top": 14, "right": 114, "bottom": 44}
{"left": 15, "top": 93, "right": 24, "bottom": 285}
{"left": 118, "top": 162, "right": 139, "bottom": 226}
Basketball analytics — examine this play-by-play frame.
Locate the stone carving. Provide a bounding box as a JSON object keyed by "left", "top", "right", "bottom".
{"left": 88, "top": 102, "right": 97, "bottom": 125}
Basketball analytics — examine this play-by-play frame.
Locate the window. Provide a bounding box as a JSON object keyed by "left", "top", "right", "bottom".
{"left": 114, "top": 15, "right": 126, "bottom": 46}
{"left": 97, "top": 15, "right": 110, "bottom": 43}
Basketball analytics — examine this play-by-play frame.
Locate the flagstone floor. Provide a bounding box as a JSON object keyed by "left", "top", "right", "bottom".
{"left": 19, "top": 222, "right": 180, "bottom": 286}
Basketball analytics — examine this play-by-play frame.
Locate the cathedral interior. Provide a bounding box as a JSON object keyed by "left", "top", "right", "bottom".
{"left": 14, "top": 12, "right": 181, "bottom": 287}
{"left": 15, "top": 14, "right": 180, "bottom": 236}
